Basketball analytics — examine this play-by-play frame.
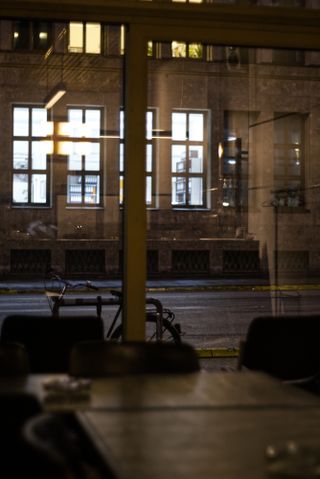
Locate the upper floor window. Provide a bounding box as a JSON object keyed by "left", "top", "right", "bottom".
{"left": 273, "top": 113, "right": 305, "bottom": 208}
{"left": 66, "top": 108, "right": 102, "bottom": 206}
{"left": 68, "top": 22, "right": 101, "bottom": 54}
{"left": 12, "top": 106, "right": 52, "bottom": 205}
{"left": 13, "top": 21, "right": 52, "bottom": 51}
{"left": 171, "top": 41, "right": 203, "bottom": 59}
{"left": 119, "top": 110, "right": 156, "bottom": 207}
{"left": 171, "top": 111, "right": 207, "bottom": 208}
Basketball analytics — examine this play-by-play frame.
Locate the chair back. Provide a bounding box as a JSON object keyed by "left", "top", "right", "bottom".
{"left": 0, "top": 392, "right": 42, "bottom": 475}
{"left": 69, "top": 340, "right": 200, "bottom": 377}
{"left": 1, "top": 315, "right": 104, "bottom": 373}
{"left": 0, "top": 341, "right": 29, "bottom": 375}
{"left": 23, "top": 412, "right": 114, "bottom": 478}
{"left": 239, "top": 315, "right": 320, "bottom": 380}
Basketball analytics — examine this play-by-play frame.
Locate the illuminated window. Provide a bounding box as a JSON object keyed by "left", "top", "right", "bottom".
{"left": 66, "top": 108, "right": 102, "bottom": 206}
{"left": 171, "top": 41, "right": 203, "bottom": 59}
{"left": 171, "top": 111, "right": 207, "bottom": 207}
{"left": 12, "top": 106, "right": 51, "bottom": 205}
{"left": 119, "top": 110, "right": 156, "bottom": 207}
{"left": 68, "top": 22, "right": 101, "bottom": 54}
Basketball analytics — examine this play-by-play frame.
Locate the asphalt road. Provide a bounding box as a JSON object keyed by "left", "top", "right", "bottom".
{"left": 0, "top": 289, "right": 320, "bottom": 350}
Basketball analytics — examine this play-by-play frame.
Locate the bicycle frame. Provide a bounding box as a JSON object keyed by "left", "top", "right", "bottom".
{"left": 45, "top": 275, "right": 164, "bottom": 340}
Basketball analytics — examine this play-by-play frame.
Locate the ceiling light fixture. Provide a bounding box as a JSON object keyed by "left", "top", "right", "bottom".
{"left": 44, "top": 82, "right": 66, "bottom": 110}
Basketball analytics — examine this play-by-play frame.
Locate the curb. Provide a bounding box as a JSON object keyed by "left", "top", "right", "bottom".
{"left": 196, "top": 348, "right": 239, "bottom": 358}
{"left": 1, "top": 283, "right": 320, "bottom": 295}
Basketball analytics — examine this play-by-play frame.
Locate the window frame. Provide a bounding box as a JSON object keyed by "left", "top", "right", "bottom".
{"left": 171, "top": 110, "right": 208, "bottom": 209}
{"left": 12, "top": 105, "right": 51, "bottom": 207}
{"left": 68, "top": 21, "right": 102, "bottom": 54}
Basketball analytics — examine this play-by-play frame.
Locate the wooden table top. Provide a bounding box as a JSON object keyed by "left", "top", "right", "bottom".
{"left": 78, "top": 406, "right": 320, "bottom": 479}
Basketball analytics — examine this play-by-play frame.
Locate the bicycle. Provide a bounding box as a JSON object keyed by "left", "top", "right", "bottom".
{"left": 44, "top": 270, "right": 182, "bottom": 343}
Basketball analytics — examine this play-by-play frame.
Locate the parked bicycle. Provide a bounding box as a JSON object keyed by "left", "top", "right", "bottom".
{"left": 44, "top": 270, "right": 182, "bottom": 343}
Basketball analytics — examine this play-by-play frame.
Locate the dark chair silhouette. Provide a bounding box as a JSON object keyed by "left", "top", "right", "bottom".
{"left": 0, "top": 315, "right": 104, "bottom": 373}
{"left": 0, "top": 392, "right": 42, "bottom": 477}
{"left": 69, "top": 340, "right": 200, "bottom": 377}
{"left": 23, "top": 412, "right": 115, "bottom": 479}
{"left": 0, "top": 341, "right": 30, "bottom": 375}
{"left": 238, "top": 315, "right": 320, "bottom": 381}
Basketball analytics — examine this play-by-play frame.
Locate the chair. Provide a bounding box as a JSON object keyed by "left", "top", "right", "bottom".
{"left": 0, "top": 392, "right": 42, "bottom": 477}
{"left": 0, "top": 315, "right": 104, "bottom": 373}
{"left": 238, "top": 315, "right": 320, "bottom": 381}
{"left": 0, "top": 341, "right": 30, "bottom": 375}
{"left": 23, "top": 412, "right": 114, "bottom": 479}
{"left": 69, "top": 340, "right": 200, "bottom": 377}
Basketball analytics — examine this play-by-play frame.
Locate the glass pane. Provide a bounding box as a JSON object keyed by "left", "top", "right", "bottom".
{"left": 120, "top": 110, "right": 124, "bottom": 139}
{"left": 119, "top": 175, "right": 124, "bottom": 204}
{"left": 31, "top": 141, "right": 47, "bottom": 170}
{"left": 69, "top": 109, "right": 83, "bottom": 137}
{"left": 188, "top": 43, "right": 203, "bottom": 59}
{"left": 189, "top": 113, "right": 204, "bottom": 141}
{"left": 31, "top": 174, "right": 47, "bottom": 203}
{"left": 85, "top": 109, "right": 101, "bottom": 137}
{"left": 119, "top": 143, "right": 124, "bottom": 172}
{"left": 85, "top": 175, "right": 100, "bottom": 204}
{"left": 172, "top": 41, "right": 186, "bottom": 58}
{"left": 189, "top": 146, "right": 203, "bottom": 173}
{"left": 85, "top": 23, "right": 101, "bottom": 54}
{"left": 67, "top": 175, "right": 82, "bottom": 203}
{"left": 188, "top": 177, "right": 203, "bottom": 205}
{"left": 84, "top": 143, "right": 100, "bottom": 171}
{"left": 13, "top": 108, "right": 29, "bottom": 136}
{"left": 148, "top": 36, "right": 317, "bottom": 360}
{"left": 69, "top": 22, "right": 83, "bottom": 53}
{"left": 172, "top": 177, "right": 186, "bottom": 205}
{"left": 146, "top": 111, "right": 153, "bottom": 140}
{"left": 13, "top": 141, "right": 28, "bottom": 169}
{"left": 172, "top": 145, "right": 186, "bottom": 172}
{"left": 32, "top": 108, "right": 47, "bottom": 137}
{"left": 13, "top": 174, "right": 28, "bottom": 203}
{"left": 13, "top": 21, "right": 29, "bottom": 50}
{"left": 146, "top": 144, "right": 153, "bottom": 172}
{"left": 172, "top": 112, "right": 187, "bottom": 140}
{"left": 68, "top": 146, "right": 82, "bottom": 170}
{"left": 146, "top": 176, "right": 152, "bottom": 205}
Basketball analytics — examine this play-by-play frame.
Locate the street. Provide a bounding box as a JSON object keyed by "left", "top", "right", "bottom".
{"left": 0, "top": 288, "right": 320, "bottom": 349}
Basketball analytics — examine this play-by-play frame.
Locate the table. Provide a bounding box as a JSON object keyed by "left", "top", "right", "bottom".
{"left": 78, "top": 407, "right": 320, "bottom": 479}
{"left": 1, "top": 371, "right": 320, "bottom": 410}
{"left": 2, "top": 372, "right": 320, "bottom": 478}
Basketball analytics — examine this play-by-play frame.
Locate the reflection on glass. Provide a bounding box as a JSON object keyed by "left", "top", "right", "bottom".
{"left": 13, "top": 108, "right": 28, "bottom": 137}
{"left": 32, "top": 142, "right": 47, "bottom": 170}
{"left": 13, "top": 174, "right": 28, "bottom": 203}
{"left": 13, "top": 141, "right": 28, "bottom": 169}
{"left": 31, "top": 174, "right": 46, "bottom": 203}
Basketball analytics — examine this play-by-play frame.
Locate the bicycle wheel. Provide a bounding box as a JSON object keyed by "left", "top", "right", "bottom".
{"left": 110, "top": 313, "right": 181, "bottom": 344}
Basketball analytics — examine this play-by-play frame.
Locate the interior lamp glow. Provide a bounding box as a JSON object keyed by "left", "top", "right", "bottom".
{"left": 44, "top": 83, "right": 66, "bottom": 110}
